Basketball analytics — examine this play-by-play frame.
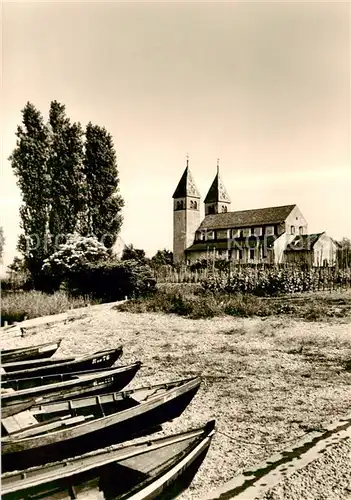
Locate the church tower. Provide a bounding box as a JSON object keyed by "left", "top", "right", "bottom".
{"left": 204, "top": 160, "right": 231, "bottom": 215}
{"left": 172, "top": 156, "right": 201, "bottom": 263}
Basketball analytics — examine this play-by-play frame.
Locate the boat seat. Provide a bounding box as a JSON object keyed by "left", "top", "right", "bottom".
{"left": 2, "top": 410, "right": 38, "bottom": 434}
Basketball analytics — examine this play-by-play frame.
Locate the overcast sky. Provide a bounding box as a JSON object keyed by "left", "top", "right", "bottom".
{"left": 2, "top": 1, "right": 350, "bottom": 265}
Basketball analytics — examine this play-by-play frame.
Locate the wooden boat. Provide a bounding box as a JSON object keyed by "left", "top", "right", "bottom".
{"left": 1, "top": 346, "right": 123, "bottom": 382}
{"left": 1, "top": 362, "right": 142, "bottom": 414}
{"left": 1, "top": 339, "right": 62, "bottom": 364}
{"left": 1, "top": 420, "right": 215, "bottom": 500}
{"left": 2, "top": 377, "right": 201, "bottom": 471}
{"left": 2, "top": 355, "right": 83, "bottom": 373}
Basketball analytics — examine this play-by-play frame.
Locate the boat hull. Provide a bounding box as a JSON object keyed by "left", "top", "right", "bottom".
{"left": 2, "top": 380, "right": 200, "bottom": 472}
{"left": 1, "top": 363, "right": 142, "bottom": 412}
{"left": 1, "top": 340, "right": 62, "bottom": 364}
{"left": 1, "top": 421, "right": 215, "bottom": 500}
{"left": 2, "top": 347, "right": 123, "bottom": 383}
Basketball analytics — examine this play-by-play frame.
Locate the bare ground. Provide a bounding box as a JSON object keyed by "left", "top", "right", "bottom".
{"left": 1, "top": 305, "right": 350, "bottom": 499}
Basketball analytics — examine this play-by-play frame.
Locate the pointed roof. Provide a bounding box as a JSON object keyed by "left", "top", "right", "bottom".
{"left": 204, "top": 172, "right": 231, "bottom": 203}
{"left": 172, "top": 165, "right": 201, "bottom": 199}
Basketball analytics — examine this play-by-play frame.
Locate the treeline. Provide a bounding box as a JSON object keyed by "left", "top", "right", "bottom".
{"left": 10, "top": 101, "right": 123, "bottom": 288}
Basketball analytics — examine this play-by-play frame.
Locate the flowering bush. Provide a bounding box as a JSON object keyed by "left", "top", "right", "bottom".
{"left": 42, "top": 234, "right": 109, "bottom": 277}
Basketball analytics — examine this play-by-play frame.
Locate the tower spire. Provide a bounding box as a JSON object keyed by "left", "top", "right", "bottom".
{"left": 186, "top": 153, "right": 189, "bottom": 168}
{"left": 217, "top": 158, "right": 220, "bottom": 175}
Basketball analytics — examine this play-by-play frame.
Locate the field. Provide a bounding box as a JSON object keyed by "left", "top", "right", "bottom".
{"left": 1, "top": 291, "right": 351, "bottom": 499}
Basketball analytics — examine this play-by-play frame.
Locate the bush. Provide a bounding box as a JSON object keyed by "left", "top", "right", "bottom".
{"left": 65, "top": 259, "right": 156, "bottom": 302}
{"left": 41, "top": 234, "right": 110, "bottom": 292}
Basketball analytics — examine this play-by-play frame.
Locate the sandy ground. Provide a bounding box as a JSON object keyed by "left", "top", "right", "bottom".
{"left": 1, "top": 305, "right": 351, "bottom": 499}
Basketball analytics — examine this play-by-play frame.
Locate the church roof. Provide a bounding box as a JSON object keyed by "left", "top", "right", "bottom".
{"left": 198, "top": 204, "right": 296, "bottom": 230}
{"left": 172, "top": 167, "right": 201, "bottom": 199}
{"left": 204, "top": 172, "right": 231, "bottom": 203}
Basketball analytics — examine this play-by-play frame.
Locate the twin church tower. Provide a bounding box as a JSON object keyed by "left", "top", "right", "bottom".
{"left": 172, "top": 157, "right": 231, "bottom": 263}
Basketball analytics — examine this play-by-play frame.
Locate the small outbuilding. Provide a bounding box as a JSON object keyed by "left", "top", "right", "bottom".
{"left": 284, "top": 232, "right": 337, "bottom": 267}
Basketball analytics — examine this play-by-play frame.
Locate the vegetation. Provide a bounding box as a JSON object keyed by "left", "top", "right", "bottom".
{"left": 66, "top": 259, "right": 156, "bottom": 302}
{"left": 116, "top": 286, "right": 351, "bottom": 321}
{"left": 121, "top": 244, "right": 146, "bottom": 262}
{"left": 9, "top": 101, "right": 124, "bottom": 287}
{"left": 83, "top": 122, "right": 124, "bottom": 247}
{"left": 1, "top": 291, "right": 95, "bottom": 326}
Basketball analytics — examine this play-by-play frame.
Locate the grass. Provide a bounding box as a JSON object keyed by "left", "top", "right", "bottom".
{"left": 116, "top": 288, "right": 351, "bottom": 321}
{"left": 0, "top": 291, "right": 97, "bottom": 326}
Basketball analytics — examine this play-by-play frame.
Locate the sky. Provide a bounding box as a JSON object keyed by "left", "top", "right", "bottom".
{"left": 1, "top": 0, "right": 350, "bottom": 268}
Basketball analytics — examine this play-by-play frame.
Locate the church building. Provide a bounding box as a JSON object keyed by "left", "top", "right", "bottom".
{"left": 172, "top": 159, "right": 337, "bottom": 266}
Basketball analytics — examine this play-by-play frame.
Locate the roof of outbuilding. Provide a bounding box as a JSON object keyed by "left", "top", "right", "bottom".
{"left": 198, "top": 204, "right": 296, "bottom": 230}
{"left": 285, "top": 233, "right": 324, "bottom": 251}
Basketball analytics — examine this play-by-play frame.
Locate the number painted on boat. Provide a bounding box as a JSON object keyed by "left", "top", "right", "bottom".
{"left": 92, "top": 354, "right": 111, "bottom": 364}
{"left": 93, "top": 377, "right": 113, "bottom": 386}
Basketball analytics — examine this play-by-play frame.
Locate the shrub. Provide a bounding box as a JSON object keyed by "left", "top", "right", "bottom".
{"left": 66, "top": 259, "right": 156, "bottom": 302}
{"left": 41, "top": 234, "right": 110, "bottom": 292}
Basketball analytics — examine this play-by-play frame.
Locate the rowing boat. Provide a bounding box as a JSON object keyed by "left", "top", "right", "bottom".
{"left": 1, "top": 362, "right": 142, "bottom": 413}
{"left": 2, "top": 377, "right": 201, "bottom": 471}
{"left": 1, "top": 339, "right": 62, "bottom": 364}
{"left": 1, "top": 420, "right": 215, "bottom": 499}
{"left": 1, "top": 346, "right": 123, "bottom": 382}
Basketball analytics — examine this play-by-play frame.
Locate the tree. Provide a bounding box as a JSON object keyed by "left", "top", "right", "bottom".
{"left": 0, "top": 226, "right": 5, "bottom": 263}
{"left": 84, "top": 123, "right": 124, "bottom": 247}
{"left": 47, "top": 101, "right": 86, "bottom": 244}
{"left": 337, "top": 237, "right": 351, "bottom": 268}
{"left": 151, "top": 249, "right": 173, "bottom": 267}
{"left": 121, "top": 244, "right": 146, "bottom": 262}
{"left": 9, "top": 102, "right": 51, "bottom": 284}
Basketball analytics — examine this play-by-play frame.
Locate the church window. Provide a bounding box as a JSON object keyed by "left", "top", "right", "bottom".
{"left": 290, "top": 225, "right": 295, "bottom": 235}
{"left": 299, "top": 226, "right": 303, "bottom": 235}
{"left": 190, "top": 200, "right": 194, "bottom": 209}
{"left": 193, "top": 200, "right": 198, "bottom": 210}
{"left": 176, "top": 200, "right": 184, "bottom": 210}
{"left": 221, "top": 205, "right": 228, "bottom": 213}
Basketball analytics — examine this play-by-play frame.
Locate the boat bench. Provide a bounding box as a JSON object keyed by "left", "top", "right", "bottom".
{"left": 2, "top": 410, "right": 38, "bottom": 434}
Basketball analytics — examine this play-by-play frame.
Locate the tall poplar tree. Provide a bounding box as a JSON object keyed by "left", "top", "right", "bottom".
{"left": 48, "top": 101, "right": 86, "bottom": 245}
{"left": 84, "top": 123, "right": 124, "bottom": 248}
{"left": 9, "top": 102, "right": 51, "bottom": 283}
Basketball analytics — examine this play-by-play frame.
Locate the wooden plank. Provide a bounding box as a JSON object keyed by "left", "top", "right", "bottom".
{"left": 9, "top": 414, "right": 95, "bottom": 439}
{"left": 2, "top": 416, "right": 23, "bottom": 434}
{"left": 13, "top": 410, "right": 38, "bottom": 429}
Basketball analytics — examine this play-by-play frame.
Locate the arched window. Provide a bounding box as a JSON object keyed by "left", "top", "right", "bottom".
{"left": 222, "top": 205, "right": 228, "bottom": 213}
{"left": 190, "top": 200, "right": 194, "bottom": 209}
{"left": 176, "top": 200, "right": 184, "bottom": 210}
{"left": 193, "top": 201, "right": 198, "bottom": 210}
